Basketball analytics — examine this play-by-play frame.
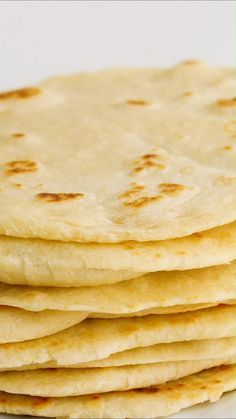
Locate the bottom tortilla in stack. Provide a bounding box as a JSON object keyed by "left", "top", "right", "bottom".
{"left": 0, "top": 364, "right": 235, "bottom": 418}
{"left": 0, "top": 303, "right": 236, "bottom": 417}
{"left": 0, "top": 231, "right": 236, "bottom": 416}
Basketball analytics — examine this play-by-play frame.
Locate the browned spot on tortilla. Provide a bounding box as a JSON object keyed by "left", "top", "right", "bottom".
{"left": 182, "top": 60, "right": 201, "bottom": 65}
{"left": 11, "top": 183, "right": 23, "bottom": 189}
{"left": 160, "top": 183, "right": 187, "bottom": 196}
{"left": 12, "top": 132, "right": 25, "bottom": 139}
{"left": 48, "top": 339, "right": 63, "bottom": 349}
{"left": 217, "top": 98, "right": 236, "bottom": 107}
{"left": 217, "top": 364, "right": 231, "bottom": 371}
{"left": 175, "top": 383, "right": 185, "bottom": 388}
{"left": 5, "top": 160, "right": 38, "bottom": 176}
{"left": 0, "top": 397, "right": 7, "bottom": 403}
{"left": 23, "top": 290, "right": 39, "bottom": 300}
{"left": 142, "top": 154, "right": 160, "bottom": 159}
{"left": 133, "top": 166, "right": 144, "bottom": 173}
{"left": 134, "top": 386, "right": 160, "bottom": 394}
{"left": 125, "top": 195, "right": 163, "bottom": 208}
{"left": 144, "top": 161, "right": 162, "bottom": 168}
{"left": 177, "top": 251, "right": 186, "bottom": 255}
{"left": 132, "top": 153, "right": 165, "bottom": 173}
{"left": 126, "top": 99, "right": 150, "bottom": 106}
{"left": 192, "top": 232, "right": 203, "bottom": 238}
{"left": 32, "top": 396, "right": 50, "bottom": 407}
{"left": 119, "top": 184, "right": 145, "bottom": 200}
{"left": 121, "top": 324, "right": 139, "bottom": 335}
{"left": 212, "top": 379, "right": 222, "bottom": 384}
{"left": 90, "top": 394, "right": 101, "bottom": 400}
{"left": 36, "top": 192, "right": 84, "bottom": 202}
{"left": 200, "top": 385, "right": 207, "bottom": 390}
{"left": 222, "top": 145, "right": 233, "bottom": 151}
{"left": 0, "top": 87, "right": 41, "bottom": 100}
{"left": 124, "top": 243, "right": 136, "bottom": 249}
{"left": 206, "top": 365, "right": 231, "bottom": 379}
{"left": 120, "top": 181, "right": 164, "bottom": 209}
{"left": 180, "top": 91, "right": 194, "bottom": 98}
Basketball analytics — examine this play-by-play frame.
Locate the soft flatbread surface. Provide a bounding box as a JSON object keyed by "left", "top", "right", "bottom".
{"left": 1, "top": 222, "right": 236, "bottom": 286}
{"left": 0, "top": 306, "right": 87, "bottom": 343}
{"left": 5, "top": 337, "right": 236, "bottom": 371}
{"left": 0, "top": 63, "right": 236, "bottom": 243}
{"left": 1, "top": 305, "right": 236, "bottom": 370}
{"left": 0, "top": 364, "right": 235, "bottom": 418}
{"left": 0, "top": 357, "right": 232, "bottom": 397}
{"left": 0, "top": 261, "right": 234, "bottom": 312}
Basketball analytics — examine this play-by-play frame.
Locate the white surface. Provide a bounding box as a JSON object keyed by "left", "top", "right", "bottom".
{"left": 0, "top": 1, "right": 235, "bottom": 418}
{"left": 0, "top": 0, "right": 234, "bottom": 90}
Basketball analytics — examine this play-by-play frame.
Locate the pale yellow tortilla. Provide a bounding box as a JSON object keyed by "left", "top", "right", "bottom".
{"left": 0, "top": 260, "right": 235, "bottom": 311}
{"left": 0, "top": 364, "right": 235, "bottom": 418}
{"left": 1, "top": 305, "right": 236, "bottom": 371}
{"left": 0, "top": 357, "right": 233, "bottom": 398}
{"left": 1, "top": 222, "right": 236, "bottom": 286}
{"left": 91, "top": 303, "right": 221, "bottom": 317}
{"left": 0, "top": 63, "right": 236, "bottom": 243}
{"left": 0, "top": 306, "right": 87, "bottom": 343}
{"left": 7, "top": 337, "right": 236, "bottom": 371}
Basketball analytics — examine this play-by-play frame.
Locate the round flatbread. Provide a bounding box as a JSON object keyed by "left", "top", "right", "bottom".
{"left": 0, "top": 306, "right": 87, "bottom": 343}
{"left": 0, "top": 63, "right": 236, "bottom": 243}
{"left": 0, "top": 261, "right": 235, "bottom": 313}
{"left": 0, "top": 222, "right": 236, "bottom": 286}
{"left": 0, "top": 364, "right": 235, "bottom": 418}
{"left": 0, "top": 358, "right": 232, "bottom": 397}
{"left": 0, "top": 305, "right": 236, "bottom": 370}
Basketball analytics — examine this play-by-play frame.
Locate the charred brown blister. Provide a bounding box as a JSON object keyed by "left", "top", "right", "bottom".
{"left": 134, "top": 386, "right": 161, "bottom": 394}
{"left": 159, "top": 183, "right": 187, "bottom": 196}
{"left": 31, "top": 396, "right": 50, "bottom": 407}
{"left": 11, "top": 133, "right": 26, "bottom": 139}
{"left": 125, "top": 99, "right": 151, "bottom": 106}
{"left": 4, "top": 160, "right": 38, "bottom": 176}
{"left": 36, "top": 192, "right": 84, "bottom": 203}
{"left": 119, "top": 183, "right": 163, "bottom": 208}
{"left": 0, "top": 87, "right": 41, "bottom": 100}
{"left": 217, "top": 98, "right": 236, "bottom": 107}
{"left": 11, "top": 183, "right": 23, "bottom": 189}
{"left": 132, "top": 153, "right": 166, "bottom": 174}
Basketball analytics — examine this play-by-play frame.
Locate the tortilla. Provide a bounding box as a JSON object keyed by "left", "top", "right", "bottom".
{"left": 0, "top": 357, "right": 233, "bottom": 398}
{"left": 0, "top": 306, "right": 87, "bottom": 343}
{"left": 6, "top": 337, "right": 236, "bottom": 371}
{"left": 67, "top": 337, "right": 236, "bottom": 369}
{"left": 0, "top": 63, "right": 236, "bottom": 243}
{"left": 91, "top": 303, "right": 221, "bottom": 317}
{"left": 1, "top": 305, "right": 236, "bottom": 370}
{"left": 1, "top": 222, "right": 236, "bottom": 287}
{"left": 0, "top": 364, "right": 235, "bottom": 418}
{"left": 0, "top": 261, "right": 234, "bottom": 312}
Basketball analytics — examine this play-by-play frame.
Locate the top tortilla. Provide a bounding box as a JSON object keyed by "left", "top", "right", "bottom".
{"left": 0, "top": 61, "right": 236, "bottom": 243}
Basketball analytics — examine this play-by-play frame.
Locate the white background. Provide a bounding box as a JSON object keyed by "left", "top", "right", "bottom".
{"left": 0, "top": 0, "right": 234, "bottom": 90}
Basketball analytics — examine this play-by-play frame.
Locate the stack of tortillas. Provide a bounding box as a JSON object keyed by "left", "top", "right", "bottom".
{"left": 0, "top": 61, "right": 235, "bottom": 418}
